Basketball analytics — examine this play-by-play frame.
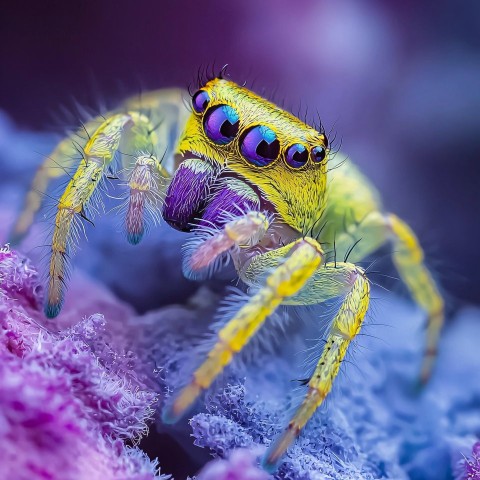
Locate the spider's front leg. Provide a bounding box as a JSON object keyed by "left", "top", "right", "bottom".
{"left": 162, "top": 237, "right": 326, "bottom": 424}
{"left": 262, "top": 261, "right": 370, "bottom": 470}
{"left": 11, "top": 88, "right": 189, "bottom": 318}
{"left": 10, "top": 124, "right": 97, "bottom": 244}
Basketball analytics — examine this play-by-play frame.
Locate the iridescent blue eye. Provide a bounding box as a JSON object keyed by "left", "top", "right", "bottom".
{"left": 240, "top": 126, "right": 280, "bottom": 167}
{"left": 192, "top": 90, "right": 210, "bottom": 113}
{"left": 203, "top": 105, "right": 240, "bottom": 144}
{"left": 311, "top": 146, "right": 327, "bottom": 163}
{"left": 285, "top": 143, "right": 308, "bottom": 168}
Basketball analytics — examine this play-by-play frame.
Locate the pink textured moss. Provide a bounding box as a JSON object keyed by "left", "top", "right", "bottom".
{"left": 0, "top": 247, "right": 166, "bottom": 480}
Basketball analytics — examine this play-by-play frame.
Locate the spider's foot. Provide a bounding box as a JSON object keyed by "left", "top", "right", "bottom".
{"left": 162, "top": 383, "right": 202, "bottom": 424}
{"left": 44, "top": 302, "right": 62, "bottom": 319}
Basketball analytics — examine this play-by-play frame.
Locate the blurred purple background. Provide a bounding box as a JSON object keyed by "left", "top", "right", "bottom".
{"left": 0, "top": 0, "right": 479, "bottom": 305}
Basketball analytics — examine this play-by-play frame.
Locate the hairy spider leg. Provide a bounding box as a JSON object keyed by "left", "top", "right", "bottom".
{"left": 320, "top": 156, "right": 444, "bottom": 382}
{"left": 387, "top": 213, "right": 444, "bottom": 383}
{"left": 123, "top": 88, "right": 190, "bottom": 175}
{"left": 10, "top": 118, "right": 102, "bottom": 244}
{"left": 240, "top": 237, "right": 373, "bottom": 467}
{"left": 320, "top": 210, "right": 443, "bottom": 383}
{"left": 162, "top": 237, "right": 325, "bottom": 424}
{"left": 11, "top": 88, "right": 189, "bottom": 244}
{"left": 263, "top": 262, "right": 370, "bottom": 470}
{"left": 45, "top": 111, "right": 162, "bottom": 318}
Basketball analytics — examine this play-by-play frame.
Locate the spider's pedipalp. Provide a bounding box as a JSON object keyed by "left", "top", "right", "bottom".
{"left": 124, "top": 154, "right": 166, "bottom": 245}
{"left": 182, "top": 210, "right": 270, "bottom": 280}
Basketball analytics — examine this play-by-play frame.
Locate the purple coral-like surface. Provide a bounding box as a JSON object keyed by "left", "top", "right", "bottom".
{"left": 0, "top": 248, "right": 166, "bottom": 480}
{"left": 456, "top": 442, "right": 480, "bottom": 480}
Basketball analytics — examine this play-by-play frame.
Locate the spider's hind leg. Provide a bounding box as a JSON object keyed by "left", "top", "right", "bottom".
{"left": 386, "top": 213, "right": 444, "bottom": 383}
{"left": 322, "top": 157, "right": 444, "bottom": 382}
{"left": 324, "top": 210, "right": 444, "bottom": 383}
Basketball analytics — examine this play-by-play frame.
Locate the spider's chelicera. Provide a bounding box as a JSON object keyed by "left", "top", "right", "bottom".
{"left": 11, "top": 76, "right": 444, "bottom": 472}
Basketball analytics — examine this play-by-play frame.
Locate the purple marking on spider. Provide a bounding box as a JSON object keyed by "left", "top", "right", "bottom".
{"left": 163, "top": 159, "right": 217, "bottom": 231}
{"left": 200, "top": 183, "right": 260, "bottom": 229}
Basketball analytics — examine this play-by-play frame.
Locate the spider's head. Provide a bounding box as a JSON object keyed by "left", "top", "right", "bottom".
{"left": 164, "top": 78, "right": 329, "bottom": 235}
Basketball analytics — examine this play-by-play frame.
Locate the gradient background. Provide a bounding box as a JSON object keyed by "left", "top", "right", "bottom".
{"left": 0, "top": 0, "right": 479, "bottom": 307}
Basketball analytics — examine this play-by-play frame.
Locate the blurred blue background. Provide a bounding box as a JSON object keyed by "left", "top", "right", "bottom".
{"left": 0, "top": 0, "right": 478, "bottom": 306}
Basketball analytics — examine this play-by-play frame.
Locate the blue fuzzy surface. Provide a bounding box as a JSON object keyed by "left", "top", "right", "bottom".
{"left": 188, "top": 300, "right": 480, "bottom": 479}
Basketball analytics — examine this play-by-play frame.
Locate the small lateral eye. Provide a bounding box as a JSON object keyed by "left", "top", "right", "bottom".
{"left": 203, "top": 104, "right": 240, "bottom": 145}
{"left": 192, "top": 90, "right": 210, "bottom": 113}
{"left": 311, "top": 145, "right": 327, "bottom": 163}
{"left": 240, "top": 125, "right": 280, "bottom": 167}
{"left": 285, "top": 143, "right": 309, "bottom": 168}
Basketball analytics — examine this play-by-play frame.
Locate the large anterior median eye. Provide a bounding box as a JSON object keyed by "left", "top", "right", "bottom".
{"left": 285, "top": 143, "right": 309, "bottom": 168}
{"left": 203, "top": 105, "right": 240, "bottom": 145}
{"left": 192, "top": 90, "right": 211, "bottom": 113}
{"left": 240, "top": 125, "right": 280, "bottom": 167}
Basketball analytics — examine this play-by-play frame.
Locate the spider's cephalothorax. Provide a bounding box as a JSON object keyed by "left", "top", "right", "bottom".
{"left": 163, "top": 78, "right": 329, "bottom": 238}
{"left": 11, "top": 76, "right": 444, "bottom": 472}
